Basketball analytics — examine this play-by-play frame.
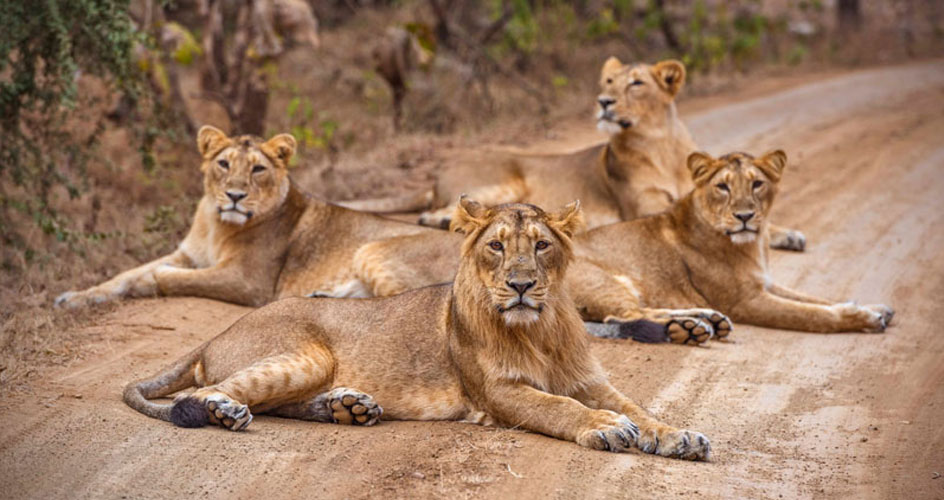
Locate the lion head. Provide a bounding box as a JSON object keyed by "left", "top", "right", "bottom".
{"left": 450, "top": 197, "right": 584, "bottom": 327}
{"left": 596, "top": 58, "right": 685, "bottom": 135}
{"left": 686, "top": 150, "right": 787, "bottom": 245}
{"left": 196, "top": 126, "right": 297, "bottom": 226}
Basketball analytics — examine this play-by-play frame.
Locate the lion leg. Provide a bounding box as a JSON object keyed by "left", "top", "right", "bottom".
{"left": 154, "top": 264, "right": 270, "bottom": 306}
{"left": 573, "top": 381, "right": 710, "bottom": 461}
{"left": 768, "top": 223, "right": 806, "bottom": 252}
{"left": 55, "top": 250, "right": 193, "bottom": 308}
{"left": 766, "top": 283, "right": 833, "bottom": 305}
{"left": 483, "top": 382, "right": 639, "bottom": 453}
{"left": 731, "top": 291, "right": 893, "bottom": 333}
{"left": 269, "top": 388, "right": 383, "bottom": 426}
{"left": 171, "top": 345, "right": 335, "bottom": 431}
{"left": 418, "top": 177, "right": 528, "bottom": 229}
{"left": 568, "top": 262, "right": 727, "bottom": 345}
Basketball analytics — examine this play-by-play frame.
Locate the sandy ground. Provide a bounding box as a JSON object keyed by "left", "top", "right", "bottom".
{"left": 2, "top": 61, "right": 943, "bottom": 499}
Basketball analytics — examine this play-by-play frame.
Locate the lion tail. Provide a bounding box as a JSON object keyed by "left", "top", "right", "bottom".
{"left": 334, "top": 188, "right": 434, "bottom": 213}
{"left": 122, "top": 345, "right": 204, "bottom": 424}
{"left": 584, "top": 320, "right": 666, "bottom": 343}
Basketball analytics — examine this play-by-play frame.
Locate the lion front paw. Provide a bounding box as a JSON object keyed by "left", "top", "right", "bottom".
{"left": 835, "top": 302, "right": 895, "bottom": 333}
{"left": 770, "top": 229, "right": 806, "bottom": 252}
{"left": 666, "top": 317, "right": 714, "bottom": 345}
{"left": 54, "top": 289, "right": 110, "bottom": 309}
{"left": 324, "top": 387, "right": 383, "bottom": 426}
{"left": 576, "top": 411, "right": 639, "bottom": 453}
{"left": 859, "top": 303, "right": 895, "bottom": 332}
{"left": 637, "top": 427, "right": 711, "bottom": 461}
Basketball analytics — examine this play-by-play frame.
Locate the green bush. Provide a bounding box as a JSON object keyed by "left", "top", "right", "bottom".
{"left": 0, "top": 0, "right": 150, "bottom": 259}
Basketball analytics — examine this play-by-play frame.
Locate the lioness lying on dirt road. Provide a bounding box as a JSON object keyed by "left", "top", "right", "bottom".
{"left": 55, "top": 126, "right": 435, "bottom": 308}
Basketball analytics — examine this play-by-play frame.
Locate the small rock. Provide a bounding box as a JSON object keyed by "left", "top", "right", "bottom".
{"left": 411, "top": 472, "right": 425, "bottom": 480}
{"left": 860, "top": 437, "right": 868, "bottom": 443}
{"left": 932, "top": 472, "right": 940, "bottom": 480}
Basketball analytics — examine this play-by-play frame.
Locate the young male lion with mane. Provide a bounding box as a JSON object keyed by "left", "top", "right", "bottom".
{"left": 340, "top": 57, "right": 805, "bottom": 252}
{"left": 124, "top": 201, "right": 711, "bottom": 460}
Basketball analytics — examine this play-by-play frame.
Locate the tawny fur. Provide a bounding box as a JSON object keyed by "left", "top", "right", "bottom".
{"left": 123, "top": 201, "right": 711, "bottom": 460}
{"left": 347, "top": 151, "right": 894, "bottom": 338}
{"left": 55, "top": 126, "right": 435, "bottom": 308}
{"left": 569, "top": 150, "right": 894, "bottom": 333}
{"left": 343, "top": 57, "right": 804, "bottom": 251}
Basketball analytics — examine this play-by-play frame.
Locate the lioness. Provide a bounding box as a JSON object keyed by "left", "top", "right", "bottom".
{"left": 350, "top": 150, "right": 894, "bottom": 341}
{"left": 55, "top": 126, "right": 433, "bottom": 308}
{"left": 569, "top": 150, "right": 895, "bottom": 334}
{"left": 123, "top": 201, "right": 711, "bottom": 459}
{"left": 340, "top": 57, "right": 805, "bottom": 251}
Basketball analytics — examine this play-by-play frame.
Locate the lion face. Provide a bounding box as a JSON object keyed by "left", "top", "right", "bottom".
{"left": 687, "top": 150, "right": 788, "bottom": 245}
{"left": 596, "top": 58, "right": 685, "bottom": 135}
{"left": 196, "top": 126, "right": 296, "bottom": 226}
{"left": 452, "top": 198, "right": 584, "bottom": 326}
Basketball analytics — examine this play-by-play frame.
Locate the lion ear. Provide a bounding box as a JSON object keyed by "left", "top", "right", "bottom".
{"left": 262, "top": 133, "right": 297, "bottom": 166}
{"left": 687, "top": 152, "right": 717, "bottom": 186}
{"left": 756, "top": 149, "right": 787, "bottom": 183}
{"left": 450, "top": 196, "right": 488, "bottom": 235}
{"left": 652, "top": 59, "right": 686, "bottom": 97}
{"left": 197, "top": 125, "right": 230, "bottom": 159}
{"left": 549, "top": 200, "right": 585, "bottom": 239}
{"left": 601, "top": 56, "right": 623, "bottom": 78}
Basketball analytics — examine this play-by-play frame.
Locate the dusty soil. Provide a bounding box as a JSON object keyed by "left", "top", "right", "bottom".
{"left": 2, "top": 61, "right": 943, "bottom": 499}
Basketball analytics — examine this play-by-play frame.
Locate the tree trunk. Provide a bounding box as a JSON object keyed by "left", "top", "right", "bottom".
{"left": 837, "top": 0, "right": 861, "bottom": 32}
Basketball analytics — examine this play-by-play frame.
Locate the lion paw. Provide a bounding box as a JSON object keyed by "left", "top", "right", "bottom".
{"left": 770, "top": 229, "right": 806, "bottom": 252}
{"left": 205, "top": 394, "right": 253, "bottom": 431}
{"left": 325, "top": 387, "right": 383, "bottom": 426}
{"left": 576, "top": 411, "right": 639, "bottom": 453}
{"left": 637, "top": 428, "right": 711, "bottom": 461}
{"left": 666, "top": 317, "right": 713, "bottom": 345}
{"left": 859, "top": 303, "right": 895, "bottom": 332}
{"left": 835, "top": 302, "right": 895, "bottom": 333}
{"left": 701, "top": 311, "right": 732, "bottom": 340}
{"left": 54, "top": 289, "right": 110, "bottom": 309}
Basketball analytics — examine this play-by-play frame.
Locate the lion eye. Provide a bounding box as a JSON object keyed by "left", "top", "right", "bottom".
{"left": 716, "top": 182, "right": 730, "bottom": 192}
{"left": 218, "top": 159, "right": 230, "bottom": 170}
{"left": 752, "top": 180, "right": 764, "bottom": 189}
{"left": 630, "top": 80, "right": 643, "bottom": 86}
{"left": 252, "top": 165, "right": 266, "bottom": 174}
{"left": 488, "top": 241, "right": 504, "bottom": 251}
{"left": 535, "top": 240, "right": 549, "bottom": 250}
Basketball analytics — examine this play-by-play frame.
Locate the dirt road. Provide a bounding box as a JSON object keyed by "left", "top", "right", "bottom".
{"left": 2, "top": 61, "right": 943, "bottom": 499}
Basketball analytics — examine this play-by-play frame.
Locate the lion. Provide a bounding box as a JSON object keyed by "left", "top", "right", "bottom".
{"left": 123, "top": 200, "right": 711, "bottom": 460}
{"left": 567, "top": 150, "right": 895, "bottom": 335}
{"left": 347, "top": 150, "right": 894, "bottom": 342}
{"left": 339, "top": 57, "right": 806, "bottom": 252}
{"left": 55, "top": 126, "right": 434, "bottom": 308}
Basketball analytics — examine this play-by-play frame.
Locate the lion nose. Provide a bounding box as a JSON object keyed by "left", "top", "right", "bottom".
{"left": 226, "top": 191, "right": 247, "bottom": 203}
{"left": 598, "top": 97, "right": 615, "bottom": 110}
{"left": 734, "top": 211, "right": 755, "bottom": 223}
{"left": 507, "top": 280, "right": 535, "bottom": 295}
